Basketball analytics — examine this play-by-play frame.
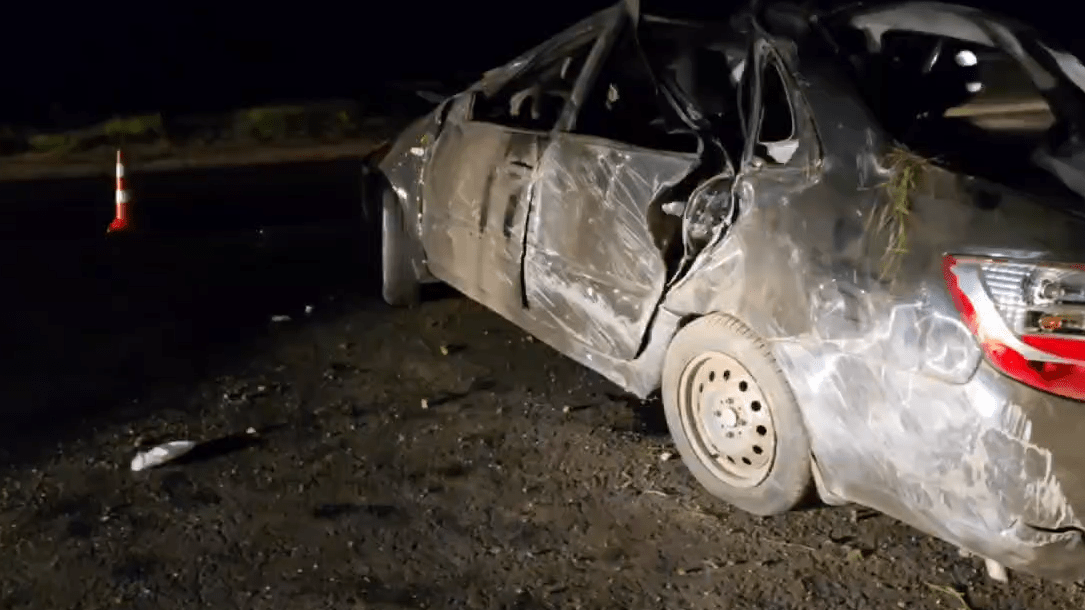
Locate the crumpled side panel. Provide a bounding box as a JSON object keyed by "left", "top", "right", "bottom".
{"left": 661, "top": 142, "right": 1085, "bottom": 576}
{"left": 524, "top": 135, "right": 697, "bottom": 361}
{"left": 378, "top": 111, "right": 443, "bottom": 238}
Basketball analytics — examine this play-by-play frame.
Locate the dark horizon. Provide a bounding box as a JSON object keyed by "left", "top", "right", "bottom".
{"left": 2, "top": 1, "right": 614, "bottom": 126}
{"left": 3, "top": 0, "right": 1079, "bottom": 127}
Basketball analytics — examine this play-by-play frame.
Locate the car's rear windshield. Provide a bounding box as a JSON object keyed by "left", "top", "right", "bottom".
{"left": 831, "top": 25, "right": 1067, "bottom": 192}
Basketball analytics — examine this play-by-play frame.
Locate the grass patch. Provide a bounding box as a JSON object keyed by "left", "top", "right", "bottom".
{"left": 28, "top": 133, "right": 77, "bottom": 155}
{"left": 335, "top": 109, "right": 356, "bottom": 132}
{"left": 102, "top": 114, "right": 166, "bottom": 141}
{"left": 866, "top": 146, "right": 931, "bottom": 282}
{"left": 236, "top": 105, "right": 309, "bottom": 141}
{"left": 2, "top": 97, "right": 404, "bottom": 164}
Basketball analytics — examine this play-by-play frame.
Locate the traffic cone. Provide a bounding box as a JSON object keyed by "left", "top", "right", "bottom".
{"left": 107, "top": 149, "right": 131, "bottom": 233}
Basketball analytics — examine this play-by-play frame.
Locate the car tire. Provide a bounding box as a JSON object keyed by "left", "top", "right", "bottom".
{"left": 661, "top": 314, "right": 813, "bottom": 516}
{"left": 381, "top": 187, "right": 420, "bottom": 307}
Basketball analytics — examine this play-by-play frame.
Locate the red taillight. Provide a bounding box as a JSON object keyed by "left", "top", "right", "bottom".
{"left": 943, "top": 254, "right": 1085, "bottom": 401}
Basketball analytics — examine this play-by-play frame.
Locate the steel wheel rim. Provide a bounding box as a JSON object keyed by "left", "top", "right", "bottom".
{"left": 677, "top": 351, "right": 777, "bottom": 488}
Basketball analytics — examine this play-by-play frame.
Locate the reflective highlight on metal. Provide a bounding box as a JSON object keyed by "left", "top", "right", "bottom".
{"left": 369, "top": 0, "right": 1085, "bottom": 580}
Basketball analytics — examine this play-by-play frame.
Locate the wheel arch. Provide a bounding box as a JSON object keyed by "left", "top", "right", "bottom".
{"left": 659, "top": 311, "right": 818, "bottom": 514}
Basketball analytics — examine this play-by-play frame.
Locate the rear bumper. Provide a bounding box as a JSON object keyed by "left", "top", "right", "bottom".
{"left": 1002, "top": 524, "right": 1085, "bottom": 581}
{"left": 973, "top": 363, "right": 1085, "bottom": 580}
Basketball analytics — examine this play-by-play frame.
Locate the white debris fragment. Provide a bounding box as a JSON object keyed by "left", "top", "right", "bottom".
{"left": 415, "top": 90, "right": 445, "bottom": 104}
{"left": 562, "top": 405, "right": 571, "bottom": 414}
{"left": 130, "top": 441, "right": 197, "bottom": 472}
{"left": 421, "top": 398, "right": 429, "bottom": 410}
{"left": 304, "top": 305, "right": 314, "bottom": 316}
{"left": 659, "top": 451, "right": 674, "bottom": 462}
{"left": 246, "top": 427, "right": 258, "bottom": 436}
{"left": 270, "top": 315, "right": 292, "bottom": 323}
{"left": 985, "top": 558, "right": 1009, "bottom": 582}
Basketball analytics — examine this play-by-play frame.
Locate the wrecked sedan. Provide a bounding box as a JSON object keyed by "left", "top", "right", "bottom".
{"left": 364, "top": 0, "right": 1085, "bottom": 581}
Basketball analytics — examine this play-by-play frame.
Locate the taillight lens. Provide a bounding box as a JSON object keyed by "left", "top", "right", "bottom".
{"left": 943, "top": 254, "right": 1085, "bottom": 401}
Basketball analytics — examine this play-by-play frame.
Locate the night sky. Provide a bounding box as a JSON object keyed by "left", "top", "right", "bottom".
{"left": 1, "top": 0, "right": 1077, "bottom": 127}
{"left": 2, "top": 1, "right": 614, "bottom": 125}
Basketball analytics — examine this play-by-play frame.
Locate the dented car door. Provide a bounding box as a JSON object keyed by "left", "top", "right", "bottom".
{"left": 522, "top": 25, "right": 705, "bottom": 362}
{"left": 419, "top": 30, "right": 603, "bottom": 313}
{"left": 421, "top": 114, "right": 547, "bottom": 310}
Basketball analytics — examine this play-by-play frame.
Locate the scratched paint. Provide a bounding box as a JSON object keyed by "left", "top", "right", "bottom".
{"left": 372, "top": 1, "right": 1085, "bottom": 580}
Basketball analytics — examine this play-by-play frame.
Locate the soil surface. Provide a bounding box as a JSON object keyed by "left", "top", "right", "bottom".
{"left": 1, "top": 165, "right": 1084, "bottom": 610}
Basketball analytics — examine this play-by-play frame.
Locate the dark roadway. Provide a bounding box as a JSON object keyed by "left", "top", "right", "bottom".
{"left": 0, "top": 159, "right": 379, "bottom": 465}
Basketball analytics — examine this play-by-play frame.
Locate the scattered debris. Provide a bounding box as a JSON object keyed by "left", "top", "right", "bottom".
{"left": 563, "top": 405, "right": 571, "bottom": 414}
{"left": 659, "top": 451, "right": 674, "bottom": 462}
{"left": 304, "top": 305, "right": 314, "bottom": 316}
{"left": 844, "top": 546, "right": 866, "bottom": 562}
{"left": 764, "top": 538, "right": 819, "bottom": 554}
{"left": 850, "top": 508, "right": 880, "bottom": 523}
{"left": 924, "top": 582, "right": 972, "bottom": 610}
{"left": 270, "top": 315, "right": 292, "bottom": 323}
{"left": 984, "top": 558, "right": 1009, "bottom": 583}
{"left": 439, "top": 344, "right": 449, "bottom": 356}
{"left": 421, "top": 398, "right": 429, "bottom": 410}
{"left": 246, "top": 427, "right": 258, "bottom": 436}
{"left": 415, "top": 90, "right": 446, "bottom": 104}
{"left": 130, "top": 441, "right": 197, "bottom": 472}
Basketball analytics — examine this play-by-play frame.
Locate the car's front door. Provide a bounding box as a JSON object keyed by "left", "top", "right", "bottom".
{"left": 419, "top": 27, "right": 602, "bottom": 313}
{"left": 522, "top": 22, "right": 714, "bottom": 361}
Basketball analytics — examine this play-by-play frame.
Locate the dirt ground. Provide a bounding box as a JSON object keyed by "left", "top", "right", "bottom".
{"left": 1, "top": 278, "right": 1084, "bottom": 610}
{"left": 0, "top": 166, "right": 1082, "bottom": 609}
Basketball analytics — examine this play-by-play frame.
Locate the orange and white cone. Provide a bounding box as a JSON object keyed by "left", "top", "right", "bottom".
{"left": 107, "top": 149, "right": 131, "bottom": 233}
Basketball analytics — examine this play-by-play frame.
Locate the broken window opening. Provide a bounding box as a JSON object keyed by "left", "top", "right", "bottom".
{"left": 471, "top": 39, "right": 596, "bottom": 131}
{"left": 839, "top": 28, "right": 1060, "bottom": 191}
{"left": 753, "top": 59, "right": 799, "bottom": 165}
{"left": 638, "top": 19, "right": 748, "bottom": 162}
{"left": 571, "top": 27, "right": 700, "bottom": 153}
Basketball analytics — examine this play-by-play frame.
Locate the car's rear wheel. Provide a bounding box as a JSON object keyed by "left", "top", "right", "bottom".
{"left": 661, "top": 314, "right": 813, "bottom": 516}
{"left": 381, "top": 187, "right": 420, "bottom": 307}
